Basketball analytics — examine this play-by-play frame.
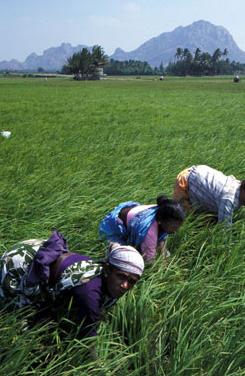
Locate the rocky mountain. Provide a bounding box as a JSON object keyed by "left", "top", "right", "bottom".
{"left": 0, "top": 42, "right": 89, "bottom": 72}
{"left": 1, "top": 20, "right": 245, "bottom": 71}
{"left": 111, "top": 20, "right": 245, "bottom": 66}
{"left": 0, "top": 59, "right": 23, "bottom": 71}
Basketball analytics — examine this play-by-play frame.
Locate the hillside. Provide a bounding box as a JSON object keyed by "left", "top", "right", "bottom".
{"left": 111, "top": 20, "right": 245, "bottom": 66}
{"left": 0, "top": 42, "right": 89, "bottom": 71}
{"left": 1, "top": 20, "right": 245, "bottom": 71}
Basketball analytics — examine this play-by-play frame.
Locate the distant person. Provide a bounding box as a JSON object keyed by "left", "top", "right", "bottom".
{"left": 99, "top": 195, "right": 185, "bottom": 263}
{"left": 173, "top": 165, "right": 245, "bottom": 224}
{"left": 0, "top": 231, "right": 144, "bottom": 338}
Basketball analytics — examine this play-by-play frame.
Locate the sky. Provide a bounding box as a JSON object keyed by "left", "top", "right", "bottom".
{"left": 1, "top": 0, "right": 245, "bottom": 61}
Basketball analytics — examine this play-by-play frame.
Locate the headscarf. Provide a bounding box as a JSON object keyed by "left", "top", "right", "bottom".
{"left": 108, "top": 243, "right": 144, "bottom": 276}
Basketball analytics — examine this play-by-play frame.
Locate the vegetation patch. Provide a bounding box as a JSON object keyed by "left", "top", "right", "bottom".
{"left": 0, "top": 77, "right": 244, "bottom": 375}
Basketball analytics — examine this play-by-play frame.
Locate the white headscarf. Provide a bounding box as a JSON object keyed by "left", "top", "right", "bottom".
{"left": 108, "top": 242, "right": 144, "bottom": 276}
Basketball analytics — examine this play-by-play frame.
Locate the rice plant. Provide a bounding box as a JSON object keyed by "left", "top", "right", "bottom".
{"left": 0, "top": 76, "right": 244, "bottom": 375}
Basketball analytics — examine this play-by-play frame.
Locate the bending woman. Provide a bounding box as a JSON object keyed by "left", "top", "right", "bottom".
{"left": 0, "top": 230, "right": 144, "bottom": 338}
{"left": 99, "top": 195, "right": 185, "bottom": 263}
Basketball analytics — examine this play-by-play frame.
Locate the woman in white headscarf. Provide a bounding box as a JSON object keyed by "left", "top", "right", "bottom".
{"left": 0, "top": 231, "right": 144, "bottom": 338}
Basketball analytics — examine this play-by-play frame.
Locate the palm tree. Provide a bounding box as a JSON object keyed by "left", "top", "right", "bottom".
{"left": 194, "top": 48, "right": 201, "bottom": 63}
{"left": 91, "top": 45, "right": 108, "bottom": 67}
{"left": 183, "top": 48, "right": 190, "bottom": 58}
{"left": 175, "top": 48, "right": 183, "bottom": 61}
{"left": 200, "top": 52, "right": 212, "bottom": 75}
{"left": 211, "top": 48, "right": 222, "bottom": 75}
{"left": 223, "top": 48, "right": 228, "bottom": 58}
{"left": 65, "top": 52, "right": 82, "bottom": 75}
{"left": 212, "top": 48, "right": 222, "bottom": 63}
{"left": 90, "top": 45, "right": 108, "bottom": 79}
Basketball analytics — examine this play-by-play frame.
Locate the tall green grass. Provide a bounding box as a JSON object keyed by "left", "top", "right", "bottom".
{"left": 0, "top": 77, "right": 244, "bottom": 375}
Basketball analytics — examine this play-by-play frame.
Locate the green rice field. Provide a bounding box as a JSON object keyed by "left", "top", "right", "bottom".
{"left": 0, "top": 76, "right": 244, "bottom": 375}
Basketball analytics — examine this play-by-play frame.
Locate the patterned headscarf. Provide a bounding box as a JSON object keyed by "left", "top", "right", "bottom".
{"left": 108, "top": 243, "right": 144, "bottom": 276}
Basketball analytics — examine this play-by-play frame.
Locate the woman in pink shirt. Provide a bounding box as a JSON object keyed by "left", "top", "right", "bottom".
{"left": 99, "top": 196, "right": 185, "bottom": 263}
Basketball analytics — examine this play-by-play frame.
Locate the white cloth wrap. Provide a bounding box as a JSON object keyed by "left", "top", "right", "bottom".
{"left": 108, "top": 244, "right": 144, "bottom": 276}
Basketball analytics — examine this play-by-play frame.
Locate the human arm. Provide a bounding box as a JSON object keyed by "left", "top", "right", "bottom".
{"left": 140, "top": 221, "right": 159, "bottom": 263}
{"left": 71, "top": 278, "right": 103, "bottom": 338}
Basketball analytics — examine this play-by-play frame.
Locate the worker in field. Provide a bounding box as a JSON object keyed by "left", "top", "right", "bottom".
{"left": 99, "top": 195, "right": 185, "bottom": 263}
{"left": 0, "top": 230, "right": 144, "bottom": 338}
{"left": 173, "top": 165, "right": 245, "bottom": 225}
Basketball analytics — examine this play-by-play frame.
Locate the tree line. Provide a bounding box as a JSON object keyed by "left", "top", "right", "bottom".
{"left": 61, "top": 45, "right": 164, "bottom": 77}
{"left": 103, "top": 59, "right": 164, "bottom": 76}
{"left": 166, "top": 47, "right": 245, "bottom": 76}
{"left": 62, "top": 45, "right": 245, "bottom": 78}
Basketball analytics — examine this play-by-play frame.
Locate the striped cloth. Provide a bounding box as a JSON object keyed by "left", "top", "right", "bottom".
{"left": 188, "top": 165, "right": 241, "bottom": 224}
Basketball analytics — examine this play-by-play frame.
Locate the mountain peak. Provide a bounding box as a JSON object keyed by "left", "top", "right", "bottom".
{"left": 111, "top": 20, "right": 245, "bottom": 66}
{"left": 192, "top": 19, "right": 213, "bottom": 26}
{"left": 10, "top": 43, "right": 88, "bottom": 71}
{"left": 1, "top": 20, "right": 245, "bottom": 71}
{"left": 60, "top": 42, "right": 72, "bottom": 48}
{"left": 115, "top": 47, "right": 125, "bottom": 53}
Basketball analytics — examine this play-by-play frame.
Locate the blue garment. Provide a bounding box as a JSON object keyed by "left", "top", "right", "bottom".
{"left": 99, "top": 202, "right": 167, "bottom": 249}
{"left": 128, "top": 206, "right": 168, "bottom": 247}
{"left": 99, "top": 201, "right": 140, "bottom": 244}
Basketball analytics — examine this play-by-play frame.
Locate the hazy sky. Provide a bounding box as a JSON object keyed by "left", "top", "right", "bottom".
{"left": 1, "top": 0, "right": 245, "bottom": 61}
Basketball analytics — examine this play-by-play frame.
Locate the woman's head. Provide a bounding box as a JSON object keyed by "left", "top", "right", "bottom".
{"left": 156, "top": 195, "right": 185, "bottom": 233}
{"left": 104, "top": 243, "right": 144, "bottom": 299}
